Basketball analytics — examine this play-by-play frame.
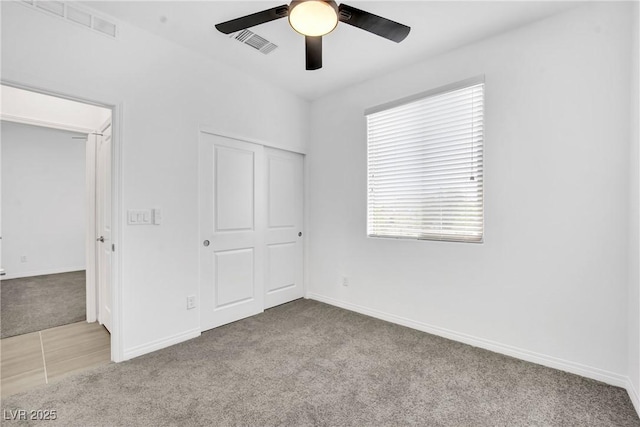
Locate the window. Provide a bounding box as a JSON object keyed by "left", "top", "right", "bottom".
{"left": 366, "top": 78, "right": 484, "bottom": 243}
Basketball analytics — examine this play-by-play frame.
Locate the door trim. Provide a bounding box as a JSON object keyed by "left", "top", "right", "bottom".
{"left": 1, "top": 79, "right": 124, "bottom": 363}
{"left": 198, "top": 126, "right": 307, "bottom": 155}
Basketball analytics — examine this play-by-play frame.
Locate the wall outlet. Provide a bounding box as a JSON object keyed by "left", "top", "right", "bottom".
{"left": 20, "top": 256, "right": 28, "bottom": 263}
{"left": 341, "top": 276, "right": 349, "bottom": 287}
{"left": 187, "top": 295, "right": 196, "bottom": 310}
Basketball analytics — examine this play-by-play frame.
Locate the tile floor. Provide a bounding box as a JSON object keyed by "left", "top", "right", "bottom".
{"left": 1, "top": 321, "right": 110, "bottom": 397}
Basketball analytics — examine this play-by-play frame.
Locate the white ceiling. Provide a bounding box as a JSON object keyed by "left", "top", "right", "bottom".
{"left": 83, "top": 1, "right": 580, "bottom": 100}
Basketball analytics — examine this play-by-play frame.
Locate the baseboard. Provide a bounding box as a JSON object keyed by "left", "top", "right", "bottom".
{"left": 123, "top": 328, "right": 201, "bottom": 360}
{"left": 627, "top": 377, "right": 640, "bottom": 416}
{"left": 307, "top": 293, "right": 628, "bottom": 389}
{"left": 1, "top": 266, "right": 86, "bottom": 280}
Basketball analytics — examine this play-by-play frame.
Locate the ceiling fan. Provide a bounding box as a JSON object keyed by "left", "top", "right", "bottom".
{"left": 215, "top": 0, "right": 411, "bottom": 70}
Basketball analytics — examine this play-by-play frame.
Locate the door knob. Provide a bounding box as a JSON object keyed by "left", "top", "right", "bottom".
{"left": 203, "top": 240, "right": 210, "bottom": 247}
{"left": 97, "top": 236, "right": 105, "bottom": 243}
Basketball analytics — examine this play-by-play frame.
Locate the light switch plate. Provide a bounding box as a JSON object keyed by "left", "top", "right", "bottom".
{"left": 127, "top": 209, "right": 152, "bottom": 225}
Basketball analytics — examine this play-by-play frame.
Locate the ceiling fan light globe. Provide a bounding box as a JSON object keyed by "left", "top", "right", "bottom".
{"left": 288, "top": 0, "right": 338, "bottom": 37}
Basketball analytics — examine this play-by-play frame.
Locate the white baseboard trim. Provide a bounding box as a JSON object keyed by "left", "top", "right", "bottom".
{"left": 627, "top": 377, "right": 640, "bottom": 416}
{"left": 307, "top": 293, "right": 629, "bottom": 389}
{"left": 1, "top": 266, "right": 86, "bottom": 280}
{"left": 123, "top": 328, "right": 201, "bottom": 361}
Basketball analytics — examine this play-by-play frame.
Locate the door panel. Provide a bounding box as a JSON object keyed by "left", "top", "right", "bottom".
{"left": 200, "top": 134, "right": 264, "bottom": 331}
{"left": 266, "top": 243, "right": 296, "bottom": 293}
{"left": 268, "top": 157, "right": 296, "bottom": 228}
{"left": 215, "top": 147, "right": 255, "bottom": 231}
{"left": 215, "top": 248, "right": 254, "bottom": 308}
{"left": 264, "top": 148, "right": 304, "bottom": 309}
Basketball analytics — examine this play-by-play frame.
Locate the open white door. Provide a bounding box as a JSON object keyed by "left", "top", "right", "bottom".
{"left": 199, "top": 133, "right": 265, "bottom": 331}
{"left": 96, "top": 120, "right": 112, "bottom": 332}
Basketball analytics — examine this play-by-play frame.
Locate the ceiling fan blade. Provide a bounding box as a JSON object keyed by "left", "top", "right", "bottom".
{"left": 305, "top": 36, "right": 322, "bottom": 70}
{"left": 338, "top": 4, "right": 410, "bottom": 43}
{"left": 215, "top": 5, "right": 289, "bottom": 34}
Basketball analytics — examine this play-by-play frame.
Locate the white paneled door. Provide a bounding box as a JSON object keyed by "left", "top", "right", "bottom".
{"left": 200, "top": 133, "right": 304, "bottom": 332}
{"left": 200, "top": 134, "right": 265, "bottom": 331}
{"left": 264, "top": 148, "right": 304, "bottom": 309}
{"left": 96, "top": 120, "right": 112, "bottom": 332}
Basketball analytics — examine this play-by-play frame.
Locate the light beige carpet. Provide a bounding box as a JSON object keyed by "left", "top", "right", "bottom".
{"left": 2, "top": 299, "right": 638, "bottom": 426}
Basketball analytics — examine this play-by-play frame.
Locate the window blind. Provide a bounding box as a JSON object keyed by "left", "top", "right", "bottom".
{"left": 366, "top": 82, "right": 484, "bottom": 243}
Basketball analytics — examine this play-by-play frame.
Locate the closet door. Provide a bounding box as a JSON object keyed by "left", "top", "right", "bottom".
{"left": 200, "top": 133, "right": 265, "bottom": 331}
{"left": 264, "top": 148, "right": 304, "bottom": 309}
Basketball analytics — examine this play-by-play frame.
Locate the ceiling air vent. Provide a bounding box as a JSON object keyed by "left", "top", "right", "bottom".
{"left": 21, "top": 1, "right": 118, "bottom": 39}
{"left": 36, "top": 0, "right": 65, "bottom": 17}
{"left": 93, "top": 16, "right": 117, "bottom": 37}
{"left": 232, "top": 30, "right": 278, "bottom": 55}
{"left": 66, "top": 5, "right": 92, "bottom": 28}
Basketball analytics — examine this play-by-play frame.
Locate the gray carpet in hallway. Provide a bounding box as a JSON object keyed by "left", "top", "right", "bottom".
{"left": 2, "top": 299, "right": 638, "bottom": 426}
{"left": 1, "top": 271, "right": 86, "bottom": 339}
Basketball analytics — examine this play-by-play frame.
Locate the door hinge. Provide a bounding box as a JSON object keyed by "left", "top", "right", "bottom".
{"left": 112, "top": 244, "right": 115, "bottom": 252}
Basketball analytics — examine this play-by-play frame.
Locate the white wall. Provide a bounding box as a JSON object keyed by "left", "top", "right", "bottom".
{"left": 307, "top": 2, "right": 633, "bottom": 386}
{"left": 1, "top": 85, "right": 111, "bottom": 133}
{"left": 1, "top": 2, "right": 309, "bottom": 358}
{"left": 1, "top": 121, "right": 86, "bottom": 279}
{"left": 628, "top": 1, "right": 640, "bottom": 412}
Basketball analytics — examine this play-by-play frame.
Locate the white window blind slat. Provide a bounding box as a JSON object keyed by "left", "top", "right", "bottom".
{"left": 371, "top": 105, "right": 484, "bottom": 125}
{"left": 366, "top": 81, "right": 484, "bottom": 243}
{"left": 371, "top": 154, "right": 483, "bottom": 167}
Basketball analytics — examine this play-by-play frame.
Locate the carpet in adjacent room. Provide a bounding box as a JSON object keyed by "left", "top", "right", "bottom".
{"left": 1, "top": 271, "right": 86, "bottom": 339}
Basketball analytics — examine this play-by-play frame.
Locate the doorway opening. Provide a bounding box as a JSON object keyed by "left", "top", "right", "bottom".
{"left": 0, "top": 84, "right": 117, "bottom": 397}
